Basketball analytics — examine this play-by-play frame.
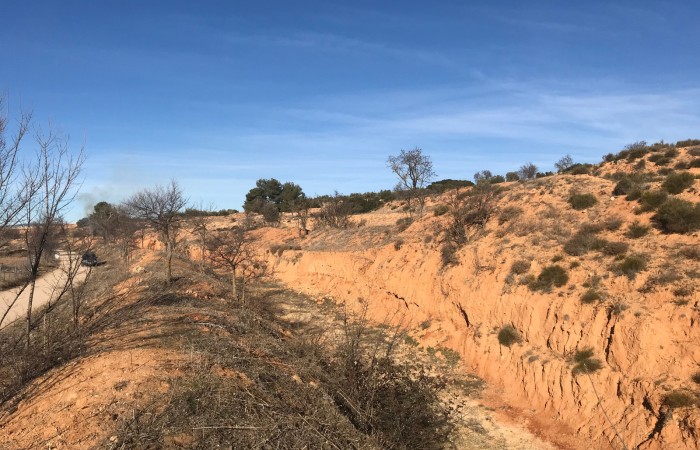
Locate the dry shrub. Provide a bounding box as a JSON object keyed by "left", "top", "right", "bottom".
{"left": 663, "top": 390, "right": 698, "bottom": 410}
{"left": 625, "top": 221, "right": 650, "bottom": 239}
{"left": 654, "top": 198, "right": 700, "bottom": 233}
{"left": 564, "top": 231, "right": 606, "bottom": 256}
{"left": 529, "top": 265, "right": 568, "bottom": 291}
{"left": 498, "top": 205, "right": 523, "bottom": 225}
{"left": 510, "top": 259, "right": 531, "bottom": 275}
{"left": 581, "top": 289, "right": 602, "bottom": 304}
{"left": 568, "top": 193, "right": 597, "bottom": 210}
{"left": 662, "top": 171, "right": 695, "bottom": 194}
{"left": 497, "top": 325, "right": 521, "bottom": 347}
{"left": 678, "top": 246, "right": 700, "bottom": 260}
{"left": 572, "top": 348, "right": 603, "bottom": 375}
{"left": 612, "top": 254, "right": 647, "bottom": 279}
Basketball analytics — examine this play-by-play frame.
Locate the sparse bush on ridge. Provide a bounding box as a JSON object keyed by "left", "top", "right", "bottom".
{"left": 677, "top": 139, "right": 700, "bottom": 148}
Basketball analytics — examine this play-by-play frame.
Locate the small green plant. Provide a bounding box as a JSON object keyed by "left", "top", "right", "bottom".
{"left": 568, "top": 193, "right": 598, "bottom": 210}
{"left": 551, "top": 254, "right": 564, "bottom": 262}
{"left": 510, "top": 259, "right": 531, "bottom": 275}
{"left": 394, "top": 239, "right": 404, "bottom": 250}
{"left": 625, "top": 221, "right": 650, "bottom": 239}
{"left": 662, "top": 171, "right": 695, "bottom": 194}
{"left": 529, "top": 265, "right": 568, "bottom": 291}
{"left": 572, "top": 348, "right": 603, "bottom": 375}
{"left": 497, "top": 325, "right": 521, "bottom": 347}
{"left": 612, "top": 254, "right": 647, "bottom": 279}
{"left": 581, "top": 289, "right": 602, "bottom": 304}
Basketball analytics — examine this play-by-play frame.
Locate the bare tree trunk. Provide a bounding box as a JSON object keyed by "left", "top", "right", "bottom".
{"left": 26, "top": 278, "right": 36, "bottom": 349}
{"left": 166, "top": 243, "right": 173, "bottom": 284}
{"left": 231, "top": 267, "right": 238, "bottom": 300}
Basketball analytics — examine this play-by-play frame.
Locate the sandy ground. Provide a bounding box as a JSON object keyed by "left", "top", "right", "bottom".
{"left": 0, "top": 252, "right": 89, "bottom": 329}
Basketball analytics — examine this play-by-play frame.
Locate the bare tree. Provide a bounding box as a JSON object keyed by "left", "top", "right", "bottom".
{"left": 387, "top": 147, "right": 436, "bottom": 214}
{"left": 555, "top": 155, "right": 574, "bottom": 173}
{"left": 517, "top": 162, "right": 538, "bottom": 180}
{"left": 22, "top": 126, "right": 85, "bottom": 347}
{"left": 442, "top": 183, "right": 498, "bottom": 248}
{"left": 0, "top": 102, "right": 36, "bottom": 232}
{"left": 315, "top": 192, "right": 352, "bottom": 228}
{"left": 206, "top": 227, "right": 267, "bottom": 303}
{"left": 290, "top": 197, "right": 311, "bottom": 237}
{"left": 124, "top": 181, "right": 187, "bottom": 284}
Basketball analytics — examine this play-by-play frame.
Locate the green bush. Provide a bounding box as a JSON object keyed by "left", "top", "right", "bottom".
{"left": 581, "top": 289, "right": 601, "bottom": 304}
{"left": 529, "top": 265, "right": 568, "bottom": 291}
{"left": 654, "top": 198, "right": 700, "bottom": 233}
{"left": 638, "top": 190, "right": 668, "bottom": 212}
{"left": 497, "top": 325, "right": 521, "bottom": 347}
{"left": 568, "top": 193, "right": 597, "bottom": 210}
{"left": 625, "top": 221, "right": 650, "bottom": 238}
{"left": 654, "top": 157, "right": 672, "bottom": 166}
{"left": 689, "top": 158, "right": 700, "bottom": 168}
{"left": 613, "top": 178, "right": 636, "bottom": 196}
{"left": 612, "top": 254, "right": 647, "bottom": 279}
{"left": 662, "top": 171, "right": 695, "bottom": 194}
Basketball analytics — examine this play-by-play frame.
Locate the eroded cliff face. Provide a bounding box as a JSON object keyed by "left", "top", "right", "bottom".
{"left": 260, "top": 170, "right": 700, "bottom": 449}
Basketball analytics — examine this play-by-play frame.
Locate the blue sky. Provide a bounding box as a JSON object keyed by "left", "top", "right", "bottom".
{"left": 1, "top": 1, "right": 699, "bottom": 220}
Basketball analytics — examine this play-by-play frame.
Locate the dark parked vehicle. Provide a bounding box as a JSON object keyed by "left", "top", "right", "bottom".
{"left": 81, "top": 251, "right": 98, "bottom": 267}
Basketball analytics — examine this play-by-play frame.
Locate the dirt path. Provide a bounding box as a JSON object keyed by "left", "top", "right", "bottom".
{"left": 0, "top": 253, "right": 89, "bottom": 329}
{"left": 266, "top": 287, "right": 557, "bottom": 450}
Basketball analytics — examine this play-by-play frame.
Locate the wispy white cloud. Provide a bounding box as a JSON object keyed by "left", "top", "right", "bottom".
{"left": 225, "top": 30, "right": 453, "bottom": 67}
